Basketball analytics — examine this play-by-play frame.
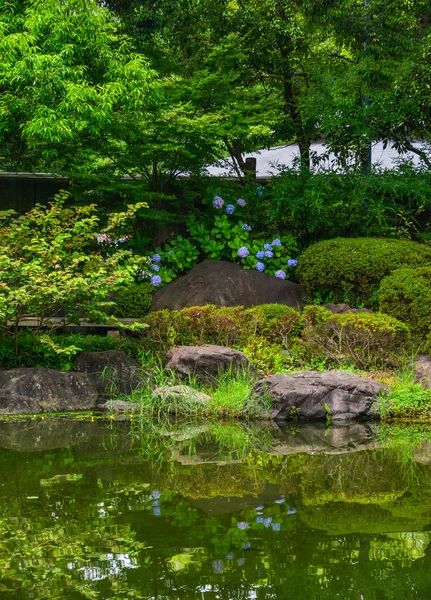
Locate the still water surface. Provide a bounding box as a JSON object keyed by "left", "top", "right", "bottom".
{"left": 1, "top": 417, "right": 431, "bottom": 599}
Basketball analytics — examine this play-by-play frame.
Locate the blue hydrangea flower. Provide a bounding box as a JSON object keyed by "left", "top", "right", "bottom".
{"left": 264, "top": 517, "right": 273, "bottom": 528}
{"left": 225, "top": 204, "right": 235, "bottom": 214}
{"left": 271, "top": 523, "right": 281, "bottom": 531}
{"left": 272, "top": 238, "right": 282, "bottom": 247}
{"left": 151, "top": 491, "right": 160, "bottom": 499}
{"left": 242, "top": 542, "right": 251, "bottom": 550}
{"left": 287, "top": 506, "right": 297, "bottom": 515}
{"left": 151, "top": 264, "right": 160, "bottom": 272}
{"left": 237, "top": 557, "right": 246, "bottom": 567}
{"left": 237, "top": 522, "right": 249, "bottom": 530}
{"left": 242, "top": 223, "right": 252, "bottom": 231}
{"left": 237, "top": 246, "right": 249, "bottom": 258}
{"left": 213, "top": 195, "right": 224, "bottom": 209}
{"left": 287, "top": 259, "right": 298, "bottom": 268}
{"left": 212, "top": 559, "right": 224, "bottom": 574}
{"left": 256, "top": 251, "right": 265, "bottom": 259}
{"left": 256, "top": 505, "right": 264, "bottom": 510}
{"left": 256, "top": 516, "right": 264, "bottom": 523}
{"left": 237, "top": 198, "right": 246, "bottom": 207}
{"left": 226, "top": 553, "right": 234, "bottom": 560}
{"left": 151, "top": 275, "right": 162, "bottom": 286}
{"left": 153, "top": 505, "right": 161, "bottom": 516}
{"left": 275, "top": 270, "right": 286, "bottom": 279}
{"left": 255, "top": 262, "right": 265, "bottom": 272}
{"left": 257, "top": 185, "right": 265, "bottom": 197}
{"left": 264, "top": 250, "right": 273, "bottom": 259}
{"left": 152, "top": 253, "right": 161, "bottom": 263}
{"left": 264, "top": 243, "right": 272, "bottom": 251}
{"left": 275, "top": 495, "right": 285, "bottom": 503}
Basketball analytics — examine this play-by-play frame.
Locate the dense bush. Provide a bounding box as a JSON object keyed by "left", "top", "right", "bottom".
{"left": 264, "top": 166, "right": 431, "bottom": 248}
{"left": 0, "top": 332, "right": 142, "bottom": 370}
{"left": 300, "top": 307, "right": 411, "bottom": 369}
{"left": 113, "top": 282, "right": 154, "bottom": 318}
{"left": 298, "top": 237, "right": 431, "bottom": 307}
{"left": 378, "top": 267, "right": 431, "bottom": 344}
{"left": 141, "top": 304, "right": 302, "bottom": 354}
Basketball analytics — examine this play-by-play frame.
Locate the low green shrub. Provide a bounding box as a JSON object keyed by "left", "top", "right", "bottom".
{"left": 301, "top": 308, "right": 411, "bottom": 369}
{"left": 113, "top": 282, "right": 154, "bottom": 318}
{"left": 378, "top": 267, "right": 431, "bottom": 345}
{"left": 379, "top": 370, "right": 431, "bottom": 420}
{"left": 0, "top": 332, "right": 142, "bottom": 370}
{"left": 141, "top": 304, "right": 302, "bottom": 356}
{"left": 298, "top": 238, "right": 431, "bottom": 307}
{"left": 241, "top": 335, "right": 288, "bottom": 375}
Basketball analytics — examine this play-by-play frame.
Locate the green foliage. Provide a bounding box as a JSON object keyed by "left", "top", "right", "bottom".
{"left": 379, "top": 369, "right": 431, "bottom": 420}
{"left": 0, "top": 332, "right": 142, "bottom": 370}
{"left": 141, "top": 304, "right": 302, "bottom": 359}
{"left": 241, "top": 336, "right": 287, "bottom": 375}
{"left": 378, "top": 267, "right": 431, "bottom": 345}
{"left": 113, "top": 282, "right": 154, "bottom": 317}
{"left": 298, "top": 237, "right": 431, "bottom": 307}
{"left": 301, "top": 309, "right": 411, "bottom": 369}
{"left": 265, "top": 166, "right": 431, "bottom": 248}
{"left": 0, "top": 191, "right": 147, "bottom": 354}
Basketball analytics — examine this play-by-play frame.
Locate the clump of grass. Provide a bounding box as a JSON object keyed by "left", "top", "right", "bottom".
{"left": 120, "top": 366, "right": 265, "bottom": 420}
{"left": 378, "top": 365, "right": 431, "bottom": 420}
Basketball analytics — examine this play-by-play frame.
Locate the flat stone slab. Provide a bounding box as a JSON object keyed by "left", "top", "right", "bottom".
{"left": 0, "top": 368, "right": 98, "bottom": 414}
{"left": 253, "top": 371, "right": 387, "bottom": 421}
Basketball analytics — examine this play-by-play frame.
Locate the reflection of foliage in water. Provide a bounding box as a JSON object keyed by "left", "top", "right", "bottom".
{"left": 0, "top": 418, "right": 431, "bottom": 597}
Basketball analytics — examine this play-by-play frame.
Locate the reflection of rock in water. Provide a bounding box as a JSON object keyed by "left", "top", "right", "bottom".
{"left": 0, "top": 417, "right": 133, "bottom": 456}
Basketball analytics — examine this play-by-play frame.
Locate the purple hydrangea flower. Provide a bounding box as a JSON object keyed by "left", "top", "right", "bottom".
{"left": 237, "top": 246, "right": 249, "bottom": 258}
{"left": 287, "top": 259, "right": 298, "bottom": 268}
{"left": 151, "top": 264, "right": 160, "bottom": 272}
{"left": 213, "top": 195, "right": 224, "bottom": 209}
{"left": 264, "top": 250, "right": 273, "bottom": 259}
{"left": 256, "top": 251, "right": 265, "bottom": 259}
{"left": 264, "top": 243, "right": 272, "bottom": 251}
{"left": 242, "top": 223, "right": 252, "bottom": 231}
{"left": 275, "top": 270, "right": 286, "bottom": 279}
{"left": 152, "top": 253, "right": 161, "bottom": 263}
{"left": 151, "top": 275, "right": 162, "bottom": 286}
{"left": 272, "top": 239, "right": 282, "bottom": 247}
{"left": 255, "top": 262, "right": 265, "bottom": 272}
{"left": 237, "top": 198, "right": 246, "bottom": 207}
{"left": 225, "top": 204, "right": 235, "bottom": 215}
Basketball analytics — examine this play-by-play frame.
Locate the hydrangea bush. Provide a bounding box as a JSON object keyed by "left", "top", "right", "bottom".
{"left": 139, "top": 189, "right": 298, "bottom": 287}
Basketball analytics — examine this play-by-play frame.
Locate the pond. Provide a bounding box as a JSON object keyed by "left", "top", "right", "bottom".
{"left": 1, "top": 417, "right": 431, "bottom": 599}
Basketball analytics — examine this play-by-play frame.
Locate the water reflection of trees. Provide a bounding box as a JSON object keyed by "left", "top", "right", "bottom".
{"left": 0, "top": 419, "right": 431, "bottom": 597}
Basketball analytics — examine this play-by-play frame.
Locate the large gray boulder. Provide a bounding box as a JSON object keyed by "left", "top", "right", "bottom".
{"left": 152, "top": 260, "right": 305, "bottom": 311}
{"left": 252, "top": 371, "right": 387, "bottom": 421}
{"left": 165, "top": 344, "right": 255, "bottom": 383}
{"left": 413, "top": 355, "right": 431, "bottom": 389}
{"left": 74, "top": 350, "right": 143, "bottom": 399}
{"left": 0, "top": 369, "right": 98, "bottom": 414}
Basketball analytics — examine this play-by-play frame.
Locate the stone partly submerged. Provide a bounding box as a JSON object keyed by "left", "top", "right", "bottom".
{"left": 151, "top": 260, "right": 306, "bottom": 311}
{"left": 252, "top": 371, "right": 387, "bottom": 421}
{"left": 165, "top": 344, "right": 255, "bottom": 383}
{"left": 74, "top": 350, "right": 143, "bottom": 399}
{"left": 0, "top": 368, "right": 98, "bottom": 414}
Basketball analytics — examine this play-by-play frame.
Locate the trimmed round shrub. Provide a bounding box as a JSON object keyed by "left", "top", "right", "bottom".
{"left": 113, "top": 282, "right": 154, "bottom": 318}
{"left": 301, "top": 310, "right": 411, "bottom": 368}
{"left": 298, "top": 238, "right": 431, "bottom": 307}
{"left": 378, "top": 267, "right": 431, "bottom": 340}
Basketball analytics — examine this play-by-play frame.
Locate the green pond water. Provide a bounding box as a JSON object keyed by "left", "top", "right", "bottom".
{"left": 1, "top": 417, "right": 431, "bottom": 599}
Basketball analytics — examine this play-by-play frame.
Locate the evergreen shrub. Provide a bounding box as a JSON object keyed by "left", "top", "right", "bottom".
{"left": 378, "top": 267, "right": 431, "bottom": 344}
{"left": 113, "top": 282, "right": 154, "bottom": 318}
{"left": 301, "top": 307, "right": 411, "bottom": 368}
{"left": 298, "top": 238, "right": 431, "bottom": 307}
